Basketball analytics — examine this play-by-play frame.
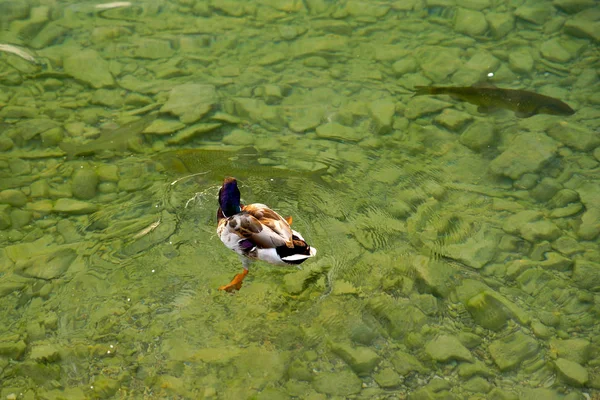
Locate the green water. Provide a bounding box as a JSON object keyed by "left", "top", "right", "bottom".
{"left": 0, "top": 0, "right": 599, "bottom": 399}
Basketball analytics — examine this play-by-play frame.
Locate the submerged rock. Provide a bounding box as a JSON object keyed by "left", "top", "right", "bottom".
{"left": 72, "top": 168, "right": 98, "bottom": 200}
{"left": 554, "top": 358, "right": 588, "bottom": 386}
{"left": 161, "top": 84, "right": 217, "bottom": 124}
{"left": 14, "top": 248, "right": 77, "bottom": 280}
{"left": 550, "top": 338, "right": 591, "bottom": 364}
{"left": 576, "top": 182, "right": 600, "bottom": 240}
{"left": 440, "top": 225, "right": 500, "bottom": 269}
{"left": 330, "top": 343, "right": 381, "bottom": 376}
{"left": 312, "top": 370, "right": 362, "bottom": 396}
{"left": 488, "top": 331, "right": 539, "bottom": 371}
{"left": 489, "top": 132, "right": 558, "bottom": 179}
{"left": 373, "top": 367, "right": 402, "bottom": 388}
{"left": 0, "top": 189, "right": 27, "bottom": 207}
{"left": 53, "top": 198, "right": 98, "bottom": 214}
{"left": 425, "top": 334, "right": 473, "bottom": 362}
{"left": 454, "top": 8, "right": 488, "bottom": 36}
{"left": 63, "top": 49, "right": 114, "bottom": 88}
{"left": 390, "top": 349, "right": 426, "bottom": 375}
{"left": 459, "top": 120, "right": 495, "bottom": 151}
{"left": 571, "top": 259, "right": 600, "bottom": 291}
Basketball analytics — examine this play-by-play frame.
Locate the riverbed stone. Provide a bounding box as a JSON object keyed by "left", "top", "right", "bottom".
{"left": 441, "top": 225, "right": 500, "bottom": 269}
{"left": 425, "top": 334, "right": 473, "bottom": 363}
{"left": 142, "top": 118, "right": 186, "bottom": 135}
{"left": 392, "top": 58, "right": 417, "bottom": 76}
{"left": 489, "top": 132, "right": 558, "bottom": 179}
{"left": 0, "top": 189, "right": 27, "bottom": 207}
{"left": 564, "top": 17, "right": 600, "bottom": 43}
{"left": 554, "top": 358, "right": 588, "bottom": 386}
{"left": 316, "top": 122, "right": 364, "bottom": 142}
{"left": 53, "top": 198, "right": 98, "bottom": 214}
{"left": 515, "top": 5, "right": 551, "bottom": 25}
{"left": 0, "top": 339, "right": 27, "bottom": 359}
{"left": 63, "top": 49, "right": 114, "bottom": 88}
{"left": 368, "top": 99, "right": 395, "bottom": 134}
{"left": 418, "top": 48, "right": 462, "bottom": 82}
{"left": 459, "top": 120, "right": 495, "bottom": 151}
{"left": 454, "top": 8, "right": 488, "bottom": 36}
{"left": 405, "top": 97, "right": 452, "bottom": 119}
{"left": 312, "top": 370, "right": 362, "bottom": 396}
{"left": 161, "top": 84, "right": 217, "bottom": 124}
{"left": 434, "top": 109, "right": 472, "bottom": 131}
{"left": 372, "top": 368, "right": 401, "bottom": 389}
{"left": 520, "top": 220, "right": 561, "bottom": 242}
{"left": 222, "top": 129, "right": 254, "bottom": 146}
{"left": 15, "top": 248, "right": 77, "bottom": 280}
{"left": 486, "top": 12, "right": 515, "bottom": 38}
{"left": 550, "top": 338, "right": 591, "bottom": 364}
{"left": 391, "top": 349, "right": 426, "bottom": 375}
{"left": 331, "top": 343, "right": 381, "bottom": 376}
{"left": 10, "top": 209, "right": 31, "bottom": 229}
{"left": 540, "top": 39, "right": 572, "bottom": 63}
{"left": 547, "top": 121, "right": 600, "bottom": 151}
{"left": 508, "top": 49, "right": 534, "bottom": 74}
{"left": 71, "top": 168, "right": 98, "bottom": 200}
{"left": 553, "top": 0, "right": 596, "bottom": 13}
{"left": 571, "top": 259, "right": 600, "bottom": 291}
{"left": 575, "top": 182, "right": 600, "bottom": 240}
{"left": 30, "top": 344, "right": 60, "bottom": 362}
{"left": 488, "top": 331, "right": 539, "bottom": 371}
{"left": 96, "top": 165, "right": 119, "bottom": 182}
{"left": 466, "top": 292, "right": 511, "bottom": 331}
{"left": 502, "top": 210, "right": 542, "bottom": 235}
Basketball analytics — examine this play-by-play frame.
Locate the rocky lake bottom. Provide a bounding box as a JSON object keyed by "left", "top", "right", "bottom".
{"left": 0, "top": 0, "right": 599, "bottom": 399}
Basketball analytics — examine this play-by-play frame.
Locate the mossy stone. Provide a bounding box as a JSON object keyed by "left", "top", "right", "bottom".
{"left": 425, "top": 334, "right": 473, "bottom": 362}
{"left": 466, "top": 292, "right": 511, "bottom": 331}
{"left": 72, "top": 168, "right": 98, "bottom": 200}
{"left": 550, "top": 338, "right": 591, "bottom": 364}
{"left": 554, "top": 358, "right": 588, "bottom": 386}
{"left": 330, "top": 342, "right": 381, "bottom": 376}
{"left": 0, "top": 189, "right": 27, "bottom": 207}
{"left": 287, "top": 359, "right": 313, "bottom": 382}
{"left": 0, "top": 340, "right": 26, "bottom": 359}
{"left": 15, "top": 361, "right": 61, "bottom": 385}
{"left": 463, "top": 376, "right": 492, "bottom": 393}
{"left": 30, "top": 180, "right": 50, "bottom": 198}
{"left": 53, "top": 198, "right": 98, "bottom": 214}
{"left": 92, "top": 376, "right": 120, "bottom": 398}
{"left": 390, "top": 349, "right": 426, "bottom": 375}
{"left": 312, "top": 370, "right": 362, "bottom": 396}
{"left": 373, "top": 367, "right": 402, "bottom": 388}
{"left": 488, "top": 331, "right": 539, "bottom": 371}
{"left": 571, "top": 259, "right": 600, "bottom": 290}
{"left": 10, "top": 209, "right": 31, "bottom": 229}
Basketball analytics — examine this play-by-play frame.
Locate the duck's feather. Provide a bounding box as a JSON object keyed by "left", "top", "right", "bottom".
{"left": 217, "top": 202, "right": 315, "bottom": 266}
{"left": 219, "top": 211, "right": 290, "bottom": 249}
{"left": 242, "top": 204, "right": 294, "bottom": 248}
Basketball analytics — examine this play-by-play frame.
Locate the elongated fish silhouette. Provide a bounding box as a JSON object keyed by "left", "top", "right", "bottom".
{"left": 413, "top": 86, "right": 575, "bottom": 118}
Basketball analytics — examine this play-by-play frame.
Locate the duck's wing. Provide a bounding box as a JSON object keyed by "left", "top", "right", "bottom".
{"left": 224, "top": 211, "right": 291, "bottom": 249}
{"left": 242, "top": 204, "right": 294, "bottom": 248}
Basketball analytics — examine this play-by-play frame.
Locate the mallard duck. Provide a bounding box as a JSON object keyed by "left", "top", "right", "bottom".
{"left": 217, "top": 177, "right": 317, "bottom": 292}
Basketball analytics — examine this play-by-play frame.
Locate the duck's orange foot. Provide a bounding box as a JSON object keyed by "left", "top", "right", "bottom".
{"left": 218, "top": 269, "right": 249, "bottom": 292}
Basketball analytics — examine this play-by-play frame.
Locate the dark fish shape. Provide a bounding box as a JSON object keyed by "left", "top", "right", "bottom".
{"left": 413, "top": 86, "right": 575, "bottom": 118}
{"left": 59, "top": 113, "right": 158, "bottom": 158}
{"left": 153, "top": 147, "right": 328, "bottom": 182}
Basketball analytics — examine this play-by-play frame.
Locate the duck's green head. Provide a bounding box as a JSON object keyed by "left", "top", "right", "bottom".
{"left": 219, "top": 177, "right": 241, "bottom": 217}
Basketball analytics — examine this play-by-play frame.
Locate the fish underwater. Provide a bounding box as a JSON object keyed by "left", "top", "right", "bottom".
{"left": 413, "top": 86, "right": 575, "bottom": 118}
{"left": 59, "top": 113, "right": 158, "bottom": 158}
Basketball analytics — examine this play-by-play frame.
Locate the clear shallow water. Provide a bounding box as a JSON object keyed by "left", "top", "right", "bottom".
{"left": 0, "top": 0, "right": 599, "bottom": 399}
